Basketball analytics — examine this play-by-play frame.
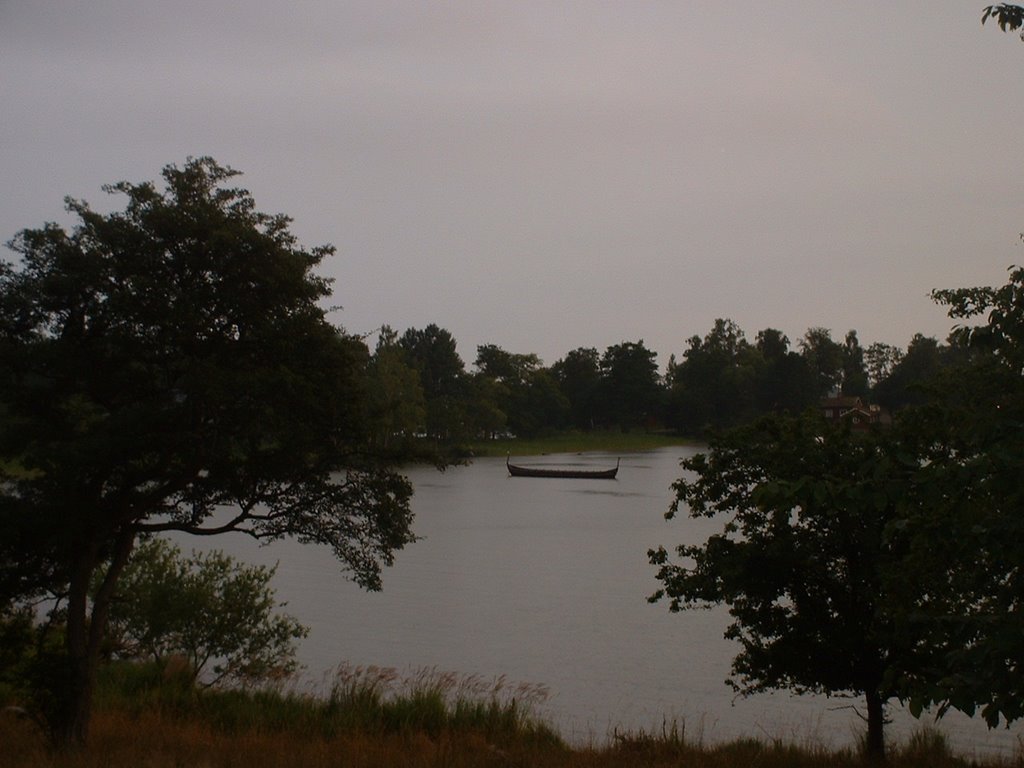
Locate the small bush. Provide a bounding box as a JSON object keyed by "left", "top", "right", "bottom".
{"left": 103, "top": 539, "right": 308, "bottom": 688}
{"left": 96, "top": 657, "right": 195, "bottom": 709}
{"left": 896, "top": 727, "right": 966, "bottom": 768}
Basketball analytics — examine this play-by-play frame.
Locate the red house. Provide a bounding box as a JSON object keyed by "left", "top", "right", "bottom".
{"left": 819, "top": 396, "right": 888, "bottom": 430}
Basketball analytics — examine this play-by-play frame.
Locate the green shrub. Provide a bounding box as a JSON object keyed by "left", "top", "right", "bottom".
{"left": 102, "top": 539, "right": 308, "bottom": 688}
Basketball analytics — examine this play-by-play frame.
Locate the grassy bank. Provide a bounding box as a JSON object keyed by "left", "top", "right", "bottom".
{"left": 1, "top": 663, "right": 1018, "bottom": 768}
{"left": 1, "top": 708, "right": 1015, "bottom": 768}
{"left": 4, "top": 716, "right": 1007, "bottom": 768}
{"left": 468, "top": 430, "right": 694, "bottom": 457}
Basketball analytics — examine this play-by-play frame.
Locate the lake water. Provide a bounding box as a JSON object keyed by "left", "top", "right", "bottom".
{"left": 186, "top": 448, "right": 1022, "bottom": 758}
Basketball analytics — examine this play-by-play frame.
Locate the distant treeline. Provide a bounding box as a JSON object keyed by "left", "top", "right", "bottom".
{"left": 367, "top": 320, "right": 963, "bottom": 443}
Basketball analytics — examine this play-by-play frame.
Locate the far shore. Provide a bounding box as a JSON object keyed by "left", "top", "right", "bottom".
{"left": 467, "top": 430, "right": 696, "bottom": 458}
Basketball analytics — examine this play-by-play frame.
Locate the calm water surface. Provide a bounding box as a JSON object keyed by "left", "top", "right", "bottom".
{"left": 193, "top": 448, "right": 1022, "bottom": 757}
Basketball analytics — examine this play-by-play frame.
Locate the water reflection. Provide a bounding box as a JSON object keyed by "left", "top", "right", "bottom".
{"left": 180, "top": 447, "right": 1022, "bottom": 758}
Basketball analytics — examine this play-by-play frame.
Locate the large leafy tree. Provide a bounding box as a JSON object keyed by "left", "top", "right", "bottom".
{"left": 474, "top": 344, "right": 541, "bottom": 383}
{"left": 651, "top": 266, "right": 1024, "bottom": 760}
{"left": 511, "top": 369, "right": 569, "bottom": 437}
{"left": 650, "top": 415, "right": 919, "bottom": 761}
{"left": 366, "top": 326, "right": 426, "bottom": 451}
{"left": 841, "top": 330, "right": 870, "bottom": 397}
{"left": 864, "top": 341, "right": 903, "bottom": 389}
{"left": 799, "top": 327, "right": 844, "bottom": 398}
{"left": 753, "top": 327, "right": 816, "bottom": 415}
{"left": 679, "top": 320, "right": 750, "bottom": 429}
{"left": 667, "top": 321, "right": 820, "bottom": 435}
{"left": 0, "top": 158, "right": 416, "bottom": 747}
{"left": 474, "top": 345, "right": 567, "bottom": 437}
{"left": 666, "top": 332, "right": 726, "bottom": 434}
{"left": 598, "top": 340, "right": 662, "bottom": 431}
{"left": 399, "top": 324, "right": 469, "bottom": 440}
{"left": 551, "top": 346, "right": 601, "bottom": 430}
{"left": 871, "top": 333, "right": 959, "bottom": 411}
{"left": 889, "top": 266, "right": 1024, "bottom": 728}
{"left": 473, "top": 344, "right": 531, "bottom": 436}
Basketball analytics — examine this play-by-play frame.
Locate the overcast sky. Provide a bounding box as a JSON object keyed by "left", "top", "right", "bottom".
{"left": 2, "top": 2, "right": 1022, "bottom": 368}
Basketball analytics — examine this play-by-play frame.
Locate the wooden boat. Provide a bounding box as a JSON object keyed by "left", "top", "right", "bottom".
{"left": 506, "top": 455, "right": 619, "bottom": 479}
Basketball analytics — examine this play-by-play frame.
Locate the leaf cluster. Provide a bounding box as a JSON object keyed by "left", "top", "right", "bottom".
{"left": 893, "top": 266, "right": 1024, "bottom": 727}
{"left": 982, "top": 4, "right": 1024, "bottom": 39}
{"left": 652, "top": 265, "right": 1024, "bottom": 743}
{"left": 0, "top": 157, "right": 417, "bottom": 600}
{"left": 651, "top": 415, "right": 915, "bottom": 701}
{"left": 101, "top": 539, "right": 308, "bottom": 687}
{"left": 0, "top": 157, "right": 420, "bottom": 745}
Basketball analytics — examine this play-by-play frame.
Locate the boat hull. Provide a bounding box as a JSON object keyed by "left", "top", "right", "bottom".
{"left": 506, "top": 456, "right": 619, "bottom": 479}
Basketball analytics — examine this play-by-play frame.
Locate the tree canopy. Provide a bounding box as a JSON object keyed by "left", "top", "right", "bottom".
{"left": 323, "top": 314, "right": 963, "bottom": 445}
{"left": 891, "top": 266, "right": 1024, "bottom": 728}
{"left": 650, "top": 415, "right": 916, "bottom": 760}
{"left": 0, "top": 158, "right": 416, "bottom": 746}
{"left": 650, "top": 266, "right": 1024, "bottom": 761}
{"left": 366, "top": 326, "right": 426, "bottom": 453}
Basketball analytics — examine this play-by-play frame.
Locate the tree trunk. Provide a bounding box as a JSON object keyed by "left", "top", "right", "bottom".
{"left": 51, "top": 548, "right": 97, "bottom": 751}
{"left": 53, "top": 654, "right": 95, "bottom": 751}
{"left": 49, "top": 530, "right": 135, "bottom": 750}
{"left": 863, "top": 688, "right": 886, "bottom": 763}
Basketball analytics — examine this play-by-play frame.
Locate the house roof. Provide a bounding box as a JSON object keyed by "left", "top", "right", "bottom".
{"left": 820, "top": 396, "right": 865, "bottom": 409}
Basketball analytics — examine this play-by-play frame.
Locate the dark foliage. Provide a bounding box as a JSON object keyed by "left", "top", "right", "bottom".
{"left": 983, "top": 4, "right": 1024, "bottom": 39}
{"left": 0, "top": 158, "right": 416, "bottom": 747}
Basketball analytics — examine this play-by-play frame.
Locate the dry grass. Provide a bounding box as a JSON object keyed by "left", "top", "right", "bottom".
{"left": 0, "top": 709, "right": 531, "bottom": 768}
{"left": 4, "top": 711, "right": 1021, "bottom": 768}
{"left": 2, "top": 665, "right": 1021, "bottom": 768}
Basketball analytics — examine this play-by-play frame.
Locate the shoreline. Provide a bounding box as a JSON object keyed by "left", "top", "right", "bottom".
{"left": 466, "top": 430, "right": 695, "bottom": 458}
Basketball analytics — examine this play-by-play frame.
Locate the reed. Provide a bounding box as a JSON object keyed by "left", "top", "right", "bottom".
{"left": 2, "top": 664, "right": 1020, "bottom": 768}
{"left": 2, "top": 710, "right": 1021, "bottom": 768}
{"left": 322, "top": 664, "right": 560, "bottom": 746}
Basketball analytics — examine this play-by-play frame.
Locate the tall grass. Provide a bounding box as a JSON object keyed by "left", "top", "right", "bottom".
{"left": 324, "top": 664, "right": 559, "bottom": 745}
{"left": 2, "top": 661, "right": 565, "bottom": 768}
{"left": 3, "top": 663, "right": 1022, "bottom": 767}
{"left": 94, "top": 659, "right": 560, "bottom": 746}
